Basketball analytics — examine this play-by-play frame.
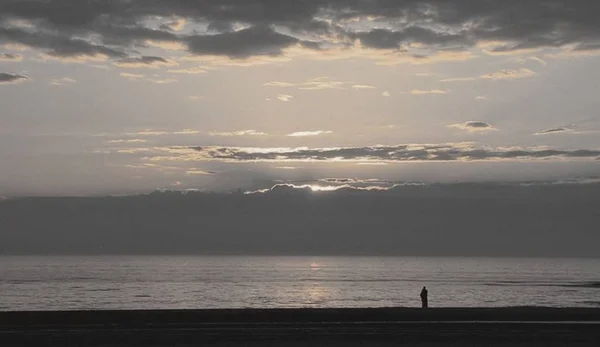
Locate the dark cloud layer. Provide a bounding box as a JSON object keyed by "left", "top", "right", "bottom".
{"left": 1, "top": 183, "right": 599, "bottom": 256}
{"left": 187, "top": 144, "right": 600, "bottom": 162}
{"left": 1, "top": 1, "right": 600, "bottom": 61}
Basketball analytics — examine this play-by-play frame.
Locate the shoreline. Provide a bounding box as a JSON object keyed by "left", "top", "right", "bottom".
{"left": 2, "top": 307, "right": 600, "bottom": 325}
{"left": 2, "top": 307, "right": 600, "bottom": 346}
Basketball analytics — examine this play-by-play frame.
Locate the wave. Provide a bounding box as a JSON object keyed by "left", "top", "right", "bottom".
{"left": 294, "top": 278, "right": 600, "bottom": 289}
{"left": 88, "top": 288, "right": 121, "bottom": 292}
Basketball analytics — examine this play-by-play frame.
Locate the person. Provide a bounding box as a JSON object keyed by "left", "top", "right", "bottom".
{"left": 420, "top": 286, "right": 428, "bottom": 308}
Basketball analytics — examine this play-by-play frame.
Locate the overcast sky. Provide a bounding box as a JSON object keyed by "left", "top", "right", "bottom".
{"left": 2, "top": 0, "right": 600, "bottom": 196}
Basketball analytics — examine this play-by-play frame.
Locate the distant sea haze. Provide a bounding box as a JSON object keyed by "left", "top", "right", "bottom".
{"left": 1, "top": 256, "right": 599, "bottom": 311}
{"left": 1, "top": 183, "right": 600, "bottom": 257}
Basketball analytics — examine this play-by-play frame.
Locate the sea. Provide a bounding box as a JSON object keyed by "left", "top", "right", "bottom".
{"left": 0, "top": 256, "right": 599, "bottom": 311}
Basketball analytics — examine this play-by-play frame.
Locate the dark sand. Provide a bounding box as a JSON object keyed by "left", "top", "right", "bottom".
{"left": 1, "top": 307, "right": 600, "bottom": 346}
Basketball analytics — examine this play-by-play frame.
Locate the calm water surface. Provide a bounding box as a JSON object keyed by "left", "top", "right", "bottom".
{"left": 0, "top": 256, "right": 599, "bottom": 311}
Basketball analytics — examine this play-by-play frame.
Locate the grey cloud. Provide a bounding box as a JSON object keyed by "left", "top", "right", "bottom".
{"left": 206, "top": 21, "right": 236, "bottom": 34}
{"left": 2, "top": 1, "right": 600, "bottom": 62}
{"left": 114, "top": 56, "right": 176, "bottom": 68}
{"left": 467, "top": 122, "right": 491, "bottom": 128}
{"left": 534, "top": 127, "right": 573, "bottom": 135}
{"left": 0, "top": 27, "right": 126, "bottom": 60}
{"left": 96, "top": 25, "right": 180, "bottom": 48}
{"left": 185, "top": 26, "right": 300, "bottom": 58}
{"left": 181, "top": 144, "right": 600, "bottom": 163}
{"left": 352, "top": 27, "right": 472, "bottom": 50}
{"left": 0, "top": 72, "right": 28, "bottom": 84}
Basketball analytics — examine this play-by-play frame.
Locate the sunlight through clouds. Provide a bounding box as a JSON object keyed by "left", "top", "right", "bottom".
{"left": 286, "top": 131, "right": 333, "bottom": 137}
{"left": 448, "top": 121, "right": 498, "bottom": 132}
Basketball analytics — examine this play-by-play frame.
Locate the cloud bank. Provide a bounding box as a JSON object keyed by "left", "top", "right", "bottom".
{"left": 3, "top": 1, "right": 600, "bottom": 66}
{"left": 125, "top": 143, "right": 600, "bottom": 163}
{"left": 2, "top": 183, "right": 600, "bottom": 256}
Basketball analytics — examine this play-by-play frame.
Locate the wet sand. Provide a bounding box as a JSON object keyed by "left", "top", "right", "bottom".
{"left": 1, "top": 307, "right": 600, "bottom": 346}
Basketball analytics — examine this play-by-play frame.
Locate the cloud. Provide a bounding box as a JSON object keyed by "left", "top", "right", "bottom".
{"left": 440, "top": 77, "right": 478, "bottom": 82}
{"left": 277, "top": 94, "right": 294, "bottom": 102}
{"left": 135, "top": 143, "right": 600, "bottom": 163}
{"left": 188, "top": 96, "right": 203, "bottom": 101}
{"left": 547, "top": 45, "right": 600, "bottom": 59}
{"left": 161, "top": 18, "right": 186, "bottom": 32}
{"left": 125, "top": 130, "right": 170, "bottom": 136}
{"left": 145, "top": 40, "right": 187, "bottom": 51}
{"left": 90, "top": 64, "right": 111, "bottom": 70}
{"left": 173, "top": 129, "right": 201, "bottom": 135}
{"left": 481, "top": 68, "right": 537, "bottom": 80}
{"left": 167, "top": 66, "right": 208, "bottom": 74}
{"left": 287, "top": 130, "right": 333, "bottom": 137}
{"left": 449, "top": 121, "right": 498, "bottom": 132}
{"left": 2, "top": 1, "right": 600, "bottom": 65}
{"left": 185, "top": 26, "right": 304, "bottom": 58}
{"left": 119, "top": 72, "right": 177, "bottom": 84}
{"left": 245, "top": 183, "right": 398, "bottom": 194}
{"left": 114, "top": 56, "right": 178, "bottom": 69}
{"left": 382, "top": 91, "right": 390, "bottom": 97}
{"left": 50, "top": 77, "right": 76, "bottom": 86}
{"left": 264, "top": 77, "right": 348, "bottom": 90}
{"left": 120, "top": 72, "right": 145, "bottom": 80}
{"left": 148, "top": 78, "right": 178, "bottom": 84}
{"left": 0, "top": 53, "right": 23, "bottom": 62}
{"left": 186, "top": 169, "right": 215, "bottom": 176}
{"left": 475, "top": 96, "right": 488, "bottom": 100}
{"left": 534, "top": 127, "right": 574, "bottom": 135}
{"left": 2, "top": 43, "right": 30, "bottom": 51}
{"left": 209, "top": 130, "right": 267, "bottom": 136}
{"left": 411, "top": 89, "right": 447, "bottom": 95}
{"left": 352, "top": 84, "right": 376, "bottom": 89}
{"left": 0, "top": 72, "right": 28, "bottom": 84}
{"left": 107, "top": 139, "right": 148, "bottom": 144}
{"left": 442, "top": 68, "right": 538, "bottom": 82}
{"left": 356, "top": 162, "right": 389, "bottom": 166}
{"left": 0, "top": 26, "right": 126, "bottom": 61}
{"left": 518, "top": 56, "right": 547, "bottom": 66}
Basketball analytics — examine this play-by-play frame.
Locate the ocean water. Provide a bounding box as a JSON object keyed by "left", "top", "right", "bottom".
{"left": 0, "top": 256, "right": 599, "bottom": 311}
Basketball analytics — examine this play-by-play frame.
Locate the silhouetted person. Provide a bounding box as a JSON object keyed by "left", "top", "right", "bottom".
{"left": 420, "top": 286, "right": 428, "bottom": 308}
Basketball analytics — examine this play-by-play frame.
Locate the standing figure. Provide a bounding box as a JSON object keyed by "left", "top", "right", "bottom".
{"left": 420, "top": 286, "right": 428, "bottom": 308}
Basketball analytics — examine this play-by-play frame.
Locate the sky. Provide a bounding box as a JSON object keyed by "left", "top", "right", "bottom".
{"left": 2, "top": 0, "right": 600, "bottom": 196}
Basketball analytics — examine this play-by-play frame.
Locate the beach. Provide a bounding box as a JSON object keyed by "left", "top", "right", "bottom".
{"left": 1, "top": 307, "right": 600, "bottom": 346}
